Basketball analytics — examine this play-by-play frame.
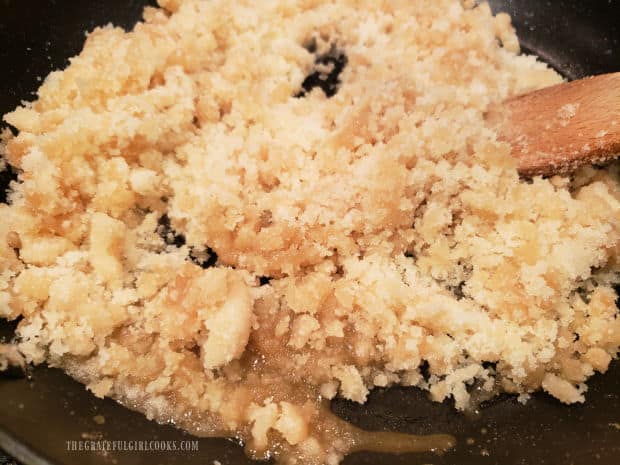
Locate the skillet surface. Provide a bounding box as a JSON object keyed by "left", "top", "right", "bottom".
{"left": 0, "top": 1, "right": 619, "bottom": 464}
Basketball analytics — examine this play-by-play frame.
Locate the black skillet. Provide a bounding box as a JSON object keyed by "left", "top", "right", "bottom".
{"left": 0, "top": 1, "right": 619, "bottom": 464}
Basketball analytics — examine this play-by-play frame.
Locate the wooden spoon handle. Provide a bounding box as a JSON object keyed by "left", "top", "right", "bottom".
{"left": 490, "top": 72, "right": 620, "bottom": 176}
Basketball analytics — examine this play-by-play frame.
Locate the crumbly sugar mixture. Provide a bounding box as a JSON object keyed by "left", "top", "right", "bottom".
{"left": 1, "top": 0, "right": 619, "bottom": 463}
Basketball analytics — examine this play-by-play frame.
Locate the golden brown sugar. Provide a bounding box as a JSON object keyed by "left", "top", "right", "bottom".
{"left": 1, "top": 1, "right": 619, "bottom": 464}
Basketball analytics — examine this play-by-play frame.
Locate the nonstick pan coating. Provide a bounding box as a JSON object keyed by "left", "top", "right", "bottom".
{"left": 1, "top": 1, "right": 619, "bottom": 465}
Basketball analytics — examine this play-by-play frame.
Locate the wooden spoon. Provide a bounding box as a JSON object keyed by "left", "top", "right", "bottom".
{"left": 489, "top": 72, "right": 620, "bottom": 176}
